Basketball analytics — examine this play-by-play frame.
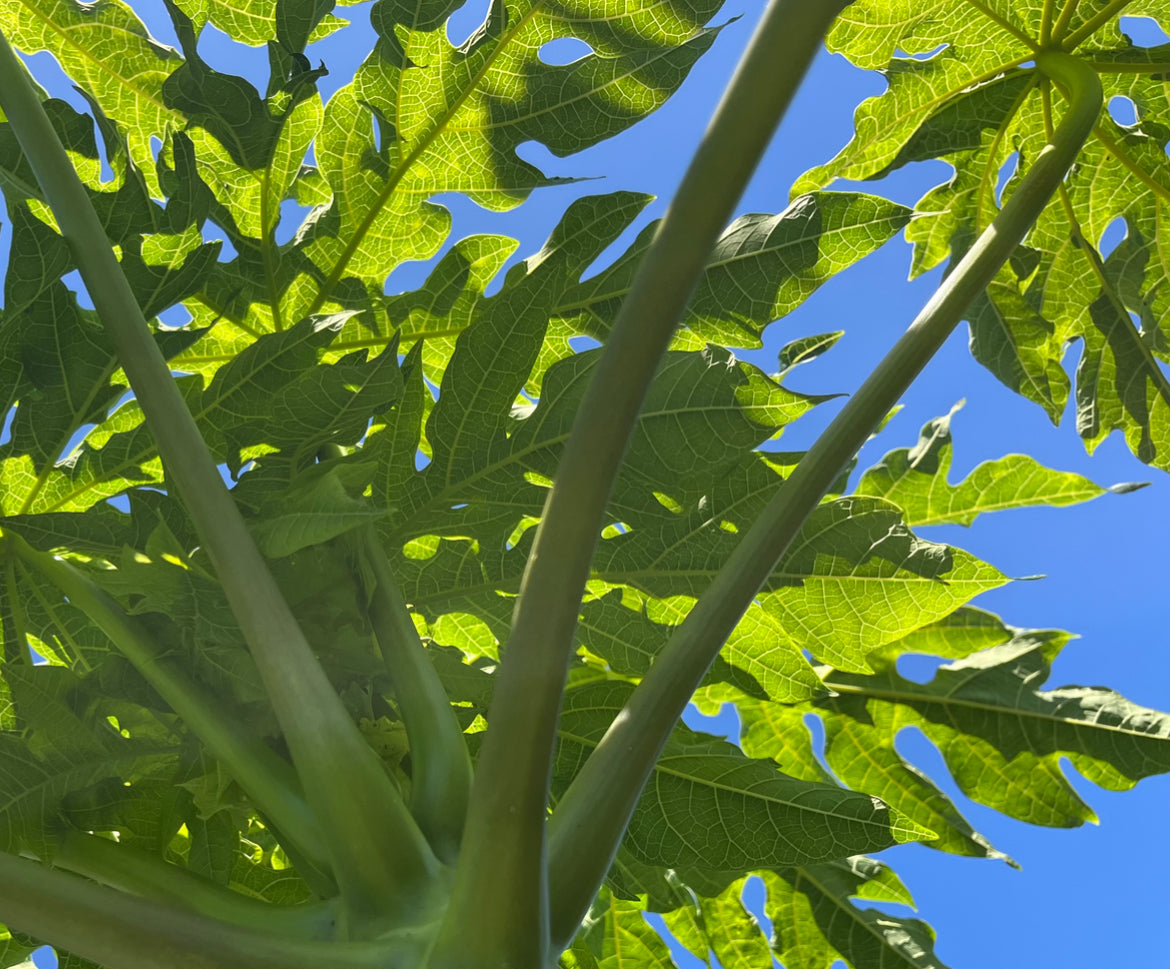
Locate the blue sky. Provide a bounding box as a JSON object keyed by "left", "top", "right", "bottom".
{"left": 11, "top": 1, "right": 1170, "bottom": 968}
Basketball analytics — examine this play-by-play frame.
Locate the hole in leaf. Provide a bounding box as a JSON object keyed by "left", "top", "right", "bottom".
{"left": 995, "top": 151, "right": 1019, "bottom": 208}
{"left": 277, "top": 198, "right": 312, "bottom": 246}
{"left": 894, "top": 652, "right": 941, "bottom": 684}
{"left": 1119, "top": 15, "right": 1170, "bottom": 46}
{"left": 446, "top": 0, "right": 491, "bottom": 48}
{"left": 62, "top": 269, "right": 94, "bottom": 310}
{"left": 1108, "top": 95, "right": 1138, "bottom": 127}
{"left": 568, "top": 335, "right": 601, "bottom": 353}
{"left": 537, "top": 37, "right": 594, "bottom": 65}
{"left": 1098, "top": 215, "right": 1127, "bottom": 258}
{"left": 414, "top": 448, "right": 431, "bottom": 471}
{"left": 741, "top": 875, "right": 773, "bottom": 940}
{"left": 682, "top": 701, "right": 741, "bottom": 740}
{"left": 893, "top": 43, "right": 948, "bottom": 61}
{"left": 802, "top": 712, "right": 848, "bottom": 787}
{"left": 600, "top": 521, "right": 631, "bottom": 538}
{"left": 30, "top": 945, "right": 56, "bottom": 969}
{"left": 196, "top": 22, "right": 269, "bottom": 92}
{"left": 157, "top": 304, "right": 194, "bottom": 328}
{"left": 203, "top": 220, "right": 237, "bottom": 260}
{"left": 641, "top": 914, "right": 707, "bottom": 969}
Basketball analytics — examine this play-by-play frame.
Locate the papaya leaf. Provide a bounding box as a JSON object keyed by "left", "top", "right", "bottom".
{"left": 570, "top": 887, "right": 676, "bottom": 969}
{"left": 799, "top": 0, "right": 1170, "bottom": 470}
{"left": 856, "top": 401, "right": 1124, "bottom": 527}
{"left": 555, "top": 682, "right": 934, "bottom": 876}
{"left": 762, "top": 858, "right": 944, "bottom": 969}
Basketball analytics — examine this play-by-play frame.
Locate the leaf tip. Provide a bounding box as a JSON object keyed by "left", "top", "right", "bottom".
{"left": 1107, "top": 480, "right": 1151, "bottom": 495}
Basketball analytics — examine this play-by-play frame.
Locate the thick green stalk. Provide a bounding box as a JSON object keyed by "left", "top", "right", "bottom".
{"left": 360, "top": 527, "right": 472, "bottom": 865}
{"left": 50, "top": 831, "right": 339, "bottom": 940}
{"left": 546, "top": 51, "right": 1103, "bottom": 949}
{"left": 5, "top": 532, "right": 329, "bottom": 873}
{"left": 429, "top": 1, "right": 850, "bottom": 965}
{"left": 0, "top": 31, "right": 437, "bottom": 923}
{"left": 0, "top": 851, "right": 430, "bottom": 967}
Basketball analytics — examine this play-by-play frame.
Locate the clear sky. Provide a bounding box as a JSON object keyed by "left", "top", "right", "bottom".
{"left": 13, "top": 1, "right": 1170, "bottom": 968}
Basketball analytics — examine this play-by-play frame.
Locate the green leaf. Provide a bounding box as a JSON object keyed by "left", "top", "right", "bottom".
{"left": 576, "top": 588, "right": 821, "bottom": 705}
{"left": 171, "top": 0, "right": 345, "bottom": 49}
{"left": 557, "top": 192, "right": 911, "bottom": 349}
{"left": 662, "top": 876, "right": 772, "bottom": 970}
{"left": 299, "top": 0, "right": 725, "bottom": 302}
{"left": 778, "top": 331, "right": 845, "bottom": 373}
{"left": 762, "top": 858, "right": 944, "bottom": 969}
{"left": 556, "top": 682, "right": 934, "bottom": 876}
{"left": 572, "top": 887, "right": 675, "bottom": 969}
{"left": 798, "top": 1, "right": 1170, "bottom": 470}
{"left": 249, "top": 465, "right": 384, "bottom": 558}
{"left": 0, "top": 720, "right": 174, "bottom": 859}
{"left": 737, "top": 689, "right": 1013, "bottom": 864}
{"left": 593, "top": 486, "right": 1007, "bottom": 673}
{"left": 0, "top": 924, "right": 37, "bottom": 968}
{"left": 857, "top": 402, "right": 1113, "bottom": 527}
{"left": 0, "top": 0, "right": 182, "bottom": 195}
{"left": 822, "top": 631, "right": 1170, "bottom": 828}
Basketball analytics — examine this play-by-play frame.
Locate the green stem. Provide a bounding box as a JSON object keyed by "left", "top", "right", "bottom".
{"left": 0, "top": 30, "right": 438, "bottom": 924}
{"left": 1086, "top": 59, "right": 1170, "bottom": 73}
{"left": 4, "top": 532, "right": 330, "bottom": 875}
{"left": 0, "top": 851, "right": 427, "bottom": 967}
{"left": 428, "top": 1, "right": 850, "bottom": 965}
{"left": 1060, "top": 0, "right": 1133, "bottom": 48}
{"left": 545, "top": 51, "right": 1103, "bottom": 951}
{"left": 359, "top": 527, "right": 472, "bottom": 865}
{"left": 1051, "top": 0, "right": 1082, "bottom": 44}
{"left": 49, "top": 830, "right": 339, "bottom": 940}
{"left": 1041, "top": 0, "right": 1057, "bottom": 45}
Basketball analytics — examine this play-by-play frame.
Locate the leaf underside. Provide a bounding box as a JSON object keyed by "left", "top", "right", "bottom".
{"left": 0, "top": 0, "right": 1167, "bottom": 968}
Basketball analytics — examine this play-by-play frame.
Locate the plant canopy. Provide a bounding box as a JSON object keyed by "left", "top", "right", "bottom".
{"left": 0, "top": 0, "right": 1166, "bottom": 967}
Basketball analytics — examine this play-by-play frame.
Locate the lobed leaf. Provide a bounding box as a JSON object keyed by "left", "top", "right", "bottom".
{"left": 857, "top": 402, "right": 1115, "bottom": 527}
{"left": 799, "top": 0, "right": 1170, "bottom": 470}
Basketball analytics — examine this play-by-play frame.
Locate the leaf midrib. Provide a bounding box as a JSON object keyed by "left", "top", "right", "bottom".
{"left": 13, "top": 0, "right": 179, "bottom": 119}
{"left": 555, "top": 725, "right": 897, "bottom": 832}
{"left": 551, "top": 206, "right": 912, "bottom": 317}
{"left": 826, "top": 675, "right": 1169, "bottom": 744}
{"left": 307, "top": 0, "right": 552, "bottom": 316}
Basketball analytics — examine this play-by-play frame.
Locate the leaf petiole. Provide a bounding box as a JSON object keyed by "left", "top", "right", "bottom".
{"left": 430, "top": 0, "right": 852, "bottom": 964}
{"left": 5, "top": 530, "right": 331, "bottom": 874}
{"left": 0, "top": 850, "right": 425, "bottom": 967}
{"left": 48, "top": 830, "right": 340, "bottom": 940}
{"left": 545, "top": 51, "right": 1104, "bottom": 949}
{"left": 357, "top": 525, "right": 472, "bottom": 865}
{"left": 0, "top": 28, "right": 439, "bottom": 927}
